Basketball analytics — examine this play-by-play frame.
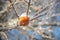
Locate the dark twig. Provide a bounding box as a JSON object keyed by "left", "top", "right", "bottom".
{"left": 26, "top": 0, "right": 31, "bottom": 16}
{"left": 9, "top": 0, "right": 19, "bottom": 18}
{"left": 31, "top": 13, "right": 47, "bottom": 21}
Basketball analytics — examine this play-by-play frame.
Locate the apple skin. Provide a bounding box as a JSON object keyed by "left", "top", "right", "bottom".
{"left": 18, "top": 16, "right": 29, "bottom": 26}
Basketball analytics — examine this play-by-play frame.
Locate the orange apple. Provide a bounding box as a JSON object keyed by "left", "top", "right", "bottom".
{"left": 18, "top": 16, "right": 29, "bottom": 26}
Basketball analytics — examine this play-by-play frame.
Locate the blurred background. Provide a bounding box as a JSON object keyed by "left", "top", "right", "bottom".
{"left": 0, "top": 0, "right": 60, "bottom": 40}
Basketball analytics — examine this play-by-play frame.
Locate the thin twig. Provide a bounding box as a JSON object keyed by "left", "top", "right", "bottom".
{"left": 33, "top": 0, "right": 53, "bottom": 17}
{"left": 30, "top": 0, "right": 54, "bottom": 21}
{"left": 9, "top": 0, "right": 19, "bottom": 18}
{"left": 38, "top": 1, "right": 57, "bottom": 27}
{"left": 26, "top": 0, "right": 31, "bottom": 16}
